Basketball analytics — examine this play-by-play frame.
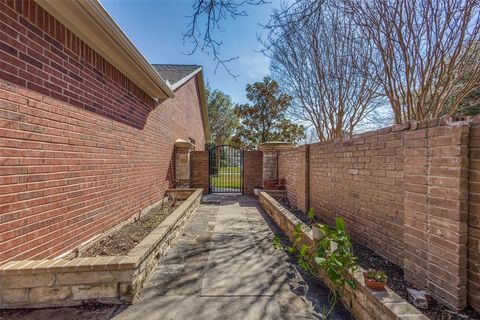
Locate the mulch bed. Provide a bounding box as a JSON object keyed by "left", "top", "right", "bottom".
{"left": 273, "top": 196, "right": 480, "bottom": 320}
{"left": 78, "top": 200, "right": 182, "bottom": 257}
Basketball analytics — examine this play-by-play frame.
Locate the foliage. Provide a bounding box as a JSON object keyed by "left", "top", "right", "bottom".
{"left": 273, "top": 214, "right": 357, "bottom": 317}
{"left": 206, "top": 87, "right": 239, "bottom": 147}
{"left": 313, "top": 218, "right": 357, "bottom": 290}
{"left": 232, "top": 77, "right": 305, "bottom": 149}
{"left": 455, "top": 87, "right": 480, "bottom": 116}
{"left": 364, "top": 269, "right": 387, "bottom": 282}
{"left": 307, "top": 208, "right": 315, "bottom": 224}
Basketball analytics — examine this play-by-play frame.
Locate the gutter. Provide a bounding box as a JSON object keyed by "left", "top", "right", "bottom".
{"left": 195, "top": 69, "right": 211, "bottom": 142}
{"left": 35, "top": 0, "right": 175, "bottom": 100}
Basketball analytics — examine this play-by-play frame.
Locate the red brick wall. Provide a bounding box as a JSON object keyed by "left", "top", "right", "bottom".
{"left": 0, "top": 0, "right": 155, "bottom": 129}
{"left": 277, "top": 119, "right": 480, "bottom": 311}
{"left": 308, "top": 126, "right": 405, "bottom": 265}
{"left": 244, "top": 151, "right": 262, "bottom": 196}
{"left": 468, "top": 118, "right": 480, "bottom": 311}
{"left": 278, "top": 145, "right": 308, "bottom": 212}
{"left": 0, "top": 0, "right": 206, "bottom": 263}
{"left": 403, "top": 123, "right": 469, "bottom": 309}
{"left": 191, "top": 151, "right": 209, "bottom": 194}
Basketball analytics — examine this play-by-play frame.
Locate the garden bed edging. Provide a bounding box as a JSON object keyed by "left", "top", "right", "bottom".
{"left": 0, "top": 189, "right": 203, "bottom": 309}
{"left": 259, "top": 191, "right": 429, "bottom": 320}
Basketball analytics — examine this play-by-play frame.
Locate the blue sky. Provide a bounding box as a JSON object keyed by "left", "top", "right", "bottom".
{"left": 100, "top": 0, "right": 282, "bottom": 104}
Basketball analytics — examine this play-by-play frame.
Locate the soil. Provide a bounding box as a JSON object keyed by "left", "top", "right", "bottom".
{"left": 0, "top": 302, "right": 126, "bottom": 320}
{"left": 78, "top": 200, "right": 182, "bottom": 257}
{"left": 274, "top": 196, "right": 480, "bottom": 320}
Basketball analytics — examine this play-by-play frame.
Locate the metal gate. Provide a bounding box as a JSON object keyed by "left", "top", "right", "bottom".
{"left": 209, "top": 145, "right": 244, "bottom": 193}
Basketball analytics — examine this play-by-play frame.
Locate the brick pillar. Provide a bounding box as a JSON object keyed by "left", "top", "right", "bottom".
{"left": 191, "top": 151, "right": 209, "bottom": 194}
{"left": 244, "top": 151, "right": 263, "bottom": 196}
{"left": 404, "top": 121, "right": 469, "bottom": 309}
{"left": 174, "top": 139, "right": 194, "bottom": 188}
{"left": 258, "top": 142, "right": 294, "bottom": 189}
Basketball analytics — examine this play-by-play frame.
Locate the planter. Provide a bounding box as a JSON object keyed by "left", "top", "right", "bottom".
{"left": 253, "top": 188, "right": 262, "bottom": 196}
{"left": 258, "top": 191, "right": 428, "bottom": 320}
{"left": 0, "top": 189, "right": 203, "bottom": 309}
{"left": 363, "top": 272, "right": 387, "bottom": 290}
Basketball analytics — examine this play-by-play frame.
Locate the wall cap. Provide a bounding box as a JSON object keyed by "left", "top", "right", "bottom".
{"left": 258, "top": 141, "right": 294, "bottom": 152}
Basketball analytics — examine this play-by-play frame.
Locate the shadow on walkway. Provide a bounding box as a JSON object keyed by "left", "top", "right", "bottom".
{"left": 0, "top": 195, "right": 352, "bottom": 320}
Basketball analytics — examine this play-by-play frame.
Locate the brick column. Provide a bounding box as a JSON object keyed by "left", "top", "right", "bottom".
{"left": 174, "top": 139, "right": 194, "bottom": 188}
{"left": 404, "top": 121, "right": 469, "bottom": 309}
{"left": 191, "top": 151, "right": 209, "bottom": 194}
{"left": 258, "top": 142, "right": 294, "bottom": 189}
{"left": 244, "top": 151, "right": 263, "bottom": 196}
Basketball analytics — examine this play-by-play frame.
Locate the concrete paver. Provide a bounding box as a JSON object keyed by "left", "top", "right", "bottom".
{"left": 114, "top": 194, "right": 352, "bottom": 320}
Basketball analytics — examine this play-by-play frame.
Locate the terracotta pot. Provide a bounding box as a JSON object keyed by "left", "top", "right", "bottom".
{"left": 363, "top": 272, "right": 387, "bottom": 290}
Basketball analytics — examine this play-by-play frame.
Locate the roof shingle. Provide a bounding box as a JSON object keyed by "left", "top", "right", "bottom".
{"left": 152, "top": 64, "right": 201, "bottom": 89}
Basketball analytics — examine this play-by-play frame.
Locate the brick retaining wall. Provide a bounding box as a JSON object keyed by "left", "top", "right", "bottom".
{"left": 0, "top": 189, "right": 202, "bottom": 308}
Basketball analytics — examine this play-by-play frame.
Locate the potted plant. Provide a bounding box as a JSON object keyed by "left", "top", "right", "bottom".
{"left": 253, "top": 185, "right": 262, "bottom": 196}
{"left": 363, "top": 269, "right": 387, "bottom": 290}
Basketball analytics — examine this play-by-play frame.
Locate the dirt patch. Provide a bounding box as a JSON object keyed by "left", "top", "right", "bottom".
{"left": 353, "top": 242, "right": 479, "bottom": 320}
{"left": 0, "top": 302, "right": 126, "bottom": 320}
{"left": 275, "top": 197, "right": 480, "bottom": 320}
{"left": 79, "top": 200, "right": 182, "bottom": 257}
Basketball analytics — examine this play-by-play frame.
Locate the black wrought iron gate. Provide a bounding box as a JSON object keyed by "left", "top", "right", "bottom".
{"left": 209, "top": 145, "right": 244, "bottom": 193}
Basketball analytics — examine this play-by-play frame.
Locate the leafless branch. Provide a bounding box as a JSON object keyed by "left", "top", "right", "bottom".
{"left": 183, "top": 0, "right": 266, "bottom": 78}
{"left": 265, "top": 1, "right": 386, "bottom": 141}
{"left": 343, "top": 0, "right": 480, "bottom": 122}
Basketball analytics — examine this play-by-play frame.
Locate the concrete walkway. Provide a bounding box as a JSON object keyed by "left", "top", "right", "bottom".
{"left": 1, "top": 195, "right": 351, "bottom": 320}
{"left": 113, "top": 194, "right": 351, "bottom": 320}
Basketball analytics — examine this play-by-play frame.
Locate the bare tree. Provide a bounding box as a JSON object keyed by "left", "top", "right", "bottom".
{"left": 266, "top": 2, "right": 385, "bottom": 141}
{"left": 343, "top": 0, "right": 480, "bottom": 123}
{"left": 183, "top": 0, "right": 266, "bottom": 77}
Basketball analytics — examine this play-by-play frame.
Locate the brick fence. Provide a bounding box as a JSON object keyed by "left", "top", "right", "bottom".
{"left": 469, "top": 121, "right": 480, "bottom": 310}
{"left": 276, "top": 117, "right": 480, "bottom": 312}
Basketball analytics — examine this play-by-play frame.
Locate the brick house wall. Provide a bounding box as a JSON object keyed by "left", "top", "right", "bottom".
{"left": 277, "top": 118, "right": 480, "bottom": 311}
{"left": 0, "top": 0, "right": 206, "bottom": 263}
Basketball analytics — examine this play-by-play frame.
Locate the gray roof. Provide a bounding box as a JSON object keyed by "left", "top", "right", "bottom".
{"left": 152, "top": 64, "right": 201, "bottom": 89}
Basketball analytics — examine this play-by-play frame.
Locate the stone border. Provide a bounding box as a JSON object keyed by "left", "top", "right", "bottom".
{"left": 0, "top": 189, "right": 203, "bottom": 309}
{"left": 259, "top": 191, "right": 429, "bottom": 320}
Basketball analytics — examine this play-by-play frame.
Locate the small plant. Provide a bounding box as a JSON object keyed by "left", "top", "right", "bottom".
{"left": 273, "top": 213, "right": 357, "bottom": 318}
{"left": 307, "top": 207, "right": 315, "bottom": 224}
{"left": 363, "top": 269, "right": 387, "bottom": 290}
